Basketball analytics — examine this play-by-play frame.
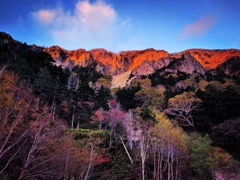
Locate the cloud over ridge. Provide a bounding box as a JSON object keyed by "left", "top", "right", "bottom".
{"left": 32, "top": 0, "right": 126, "bottom": 51}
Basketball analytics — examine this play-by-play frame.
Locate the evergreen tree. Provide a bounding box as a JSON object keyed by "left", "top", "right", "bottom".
{"left": 95, "top": 85, "right": 113, "bottom": 110}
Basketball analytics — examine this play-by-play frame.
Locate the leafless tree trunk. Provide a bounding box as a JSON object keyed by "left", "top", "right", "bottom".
{"left": 0, "top": 65, "right": 6, "bottom": 77}
{"left": 158, "top": 149, "right": 163, "bottom": 180}
{"left": 18, "top": 121, "right": 44, "bottom": 180}
{"left": 71, "top": 105, "right": 75, "bottom": 130}
{"left": 175, "top": 155, "right": 179, "bottom": 180}
{"left": 63, "top": 143, "right": 71, "bottom": 180}
{"left": 84, "top": 142, "right": 95, "bottom": 180}
{"left": 75, "top": 75, "right": 79, "bottom": 91}
{"left": 51, "top": 95, "right": 56, "bottom": 122}
{"left": 0, "top": 138, "right": 27, "bottom": 174}
{"left": 139, "top": 129, "right": 151, "bottom": 180}
{"left": 120, "top": 136, "right": 133, "bottom": 164}
{"left": 167, "top": 140, "right": 171, "bottom": 180}
{"left": 0, "top": 84, "right": 32, "bottom": 174}
{"left": 122, "top": 109, "right": 134, "bottom": 150}
{"left": 17, "top": 115, "right": 62, "bottom": 180}
{"left": 153, "top": 143, "right": 157, "bottom": 180}
{"left": 0, "top": 117, "right": 27, "bottom": 161}
{"left": 128, "top": 109, "right": 134, "bottom": 149}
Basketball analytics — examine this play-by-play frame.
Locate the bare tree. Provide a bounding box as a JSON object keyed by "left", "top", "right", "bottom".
{"left": 83, "top": 138, "right": 98, "bottom": 180}
{"left": 104, "top": 108, "right": 127, "bottom": 148}
{"left": 18, "top": 113, "right": 65, "bottom": 180}
{"left": 0, "top": 121, "right": 28, "bottom": 174}
{"left": 132, "top": 116, "right": 152, "bottom": 180}
{"left": 139, "top": 127, "right": 151, "bottom": 180}
{"left": 0, "top": 73, "right": 35, "bottom": 175}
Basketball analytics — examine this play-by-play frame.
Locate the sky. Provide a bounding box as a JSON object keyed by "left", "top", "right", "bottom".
{"left": 0, "top": 0, "right": 240, "bottom": 53}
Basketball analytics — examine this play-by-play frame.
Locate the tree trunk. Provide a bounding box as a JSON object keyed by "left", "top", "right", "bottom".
{"left": 71, "top": 105, "right": 75, "bottom": 130}
{"left": 109, "top": 129, "right": 113, "bottom": 148}
{"left": 71, "top": 113, "right": 74, "bottom": 130}
{"left": 0, "top": 65, "right": 6, "bottom": 77}
{"left": 77, "top": 120, "right": 79, "bottom": 129}
{"left": 51, "top": 95, "right": 56, "bottom": 122}
{"left": 159, "top": 152, "right": 163, "bottom": 180}
{"left": 175, "top": 155, "right": 179, "bottom": 180}
{"left": 142, "top": 158, "right": 145, "bottom": 180}
{"left": 120, "top": 136, "right": 133, "bottom": 164}
{"left": 153, "top": 145, "right": 156, "bottom": 180}
{"left": 84, "top": 143, "right": 94, "bottom": 180}
{"left": 63, "top": 146, "right": 70, "bottom": 180}
{"left": 167, "top": 143, "right": 171, "bottom": 180}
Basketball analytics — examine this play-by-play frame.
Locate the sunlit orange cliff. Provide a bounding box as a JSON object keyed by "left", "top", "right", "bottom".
{"left": 44, "top": 46, "right": 240, "bottom": 76}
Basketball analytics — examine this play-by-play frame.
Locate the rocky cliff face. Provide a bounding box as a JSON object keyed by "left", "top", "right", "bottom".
{"left": 44, "top": 45, "right": 240, "bottom": 77}
{"left": 184, "top": 49, "right": 240, "bottom": 69}
{"left": 44, "top": 47, "right": 170, "bottom": 76}
{"left": 166, "top": 52, "right": 205, "bottom": 74}
{"left": 42, "top": 46, "right": 240, "bottom": 88}
{"left": 1, "top": 32, "right": 240, "bottom": 84}
{"left": 215, "top": 56, "right": 240, "bottom": 77}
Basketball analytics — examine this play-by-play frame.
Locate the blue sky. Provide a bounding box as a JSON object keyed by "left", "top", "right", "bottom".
{"left": 0, "top": 0, "right": 240, "bottom": 52}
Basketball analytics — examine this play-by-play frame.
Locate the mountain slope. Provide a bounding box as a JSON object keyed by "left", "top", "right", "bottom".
{"left": 1, "top": 32, "right": 240, "bottom": 87}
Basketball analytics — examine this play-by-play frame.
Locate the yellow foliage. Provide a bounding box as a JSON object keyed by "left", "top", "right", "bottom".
{"left": 197, "top": 79, "right": 209, "bottom": 90}
{"left": 135, "top": 87, "right": 165, "bottom": 110}
{"left": 131, "top": 79, "right": 152, "bottom": 88}
{"left": 97, "top": 76, "right": 112, "bottom": 89}
{"left": 153, "top": 112, "right": 188, "bottom": 154}
{"left": 209, "top": 81, "right": 223, "bottom": 91}
{"left": 223, "top": 78, "right": 240, "bottom": 91}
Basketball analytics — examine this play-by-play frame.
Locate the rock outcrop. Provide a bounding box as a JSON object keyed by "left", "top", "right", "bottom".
{"left": 166, "top": 52, "right": 205, "bottom": 74}
{"left": 215, "top": 56, "right": 240, "bottom": 76}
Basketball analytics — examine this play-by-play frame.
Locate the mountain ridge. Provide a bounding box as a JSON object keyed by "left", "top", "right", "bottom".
{"left": 43, "top": 44, "right": 240, "bottom": 85}
{"left": 43, "top": 43, "right": 240, "bottom": 74}
{"left": 1, "top": 31, "right": 240, "bottom": 81}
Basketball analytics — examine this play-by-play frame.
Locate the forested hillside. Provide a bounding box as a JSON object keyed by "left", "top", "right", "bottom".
{"left": 0, "top": 32, "right": 240, "bottom": 179}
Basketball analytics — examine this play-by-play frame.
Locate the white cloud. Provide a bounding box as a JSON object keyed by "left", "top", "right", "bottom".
{"left": 32, "top": 0, "right": 132, "bottom": 51}
{"left": 34, "top": 10, "right": 57, "bottom": 25}
{"left": 180, "top": 16, "right": 215, "bottom": 41}
{"left": 76, "top": 0, "right": 116, "bottom": 27}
